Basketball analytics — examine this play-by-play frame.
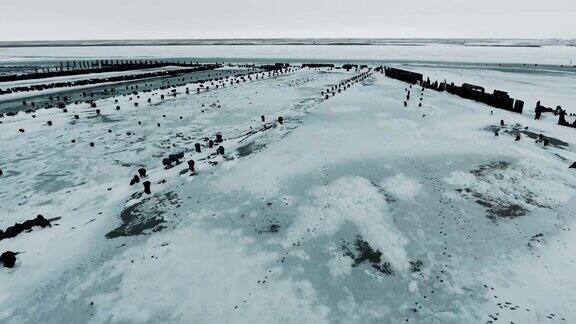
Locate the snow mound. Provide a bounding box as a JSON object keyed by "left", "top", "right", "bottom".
{"left": 286, "top": 176, "right": 409, "bottom": 271}
{"left": 381, "top": 173, "right": 423, "bottom": 201}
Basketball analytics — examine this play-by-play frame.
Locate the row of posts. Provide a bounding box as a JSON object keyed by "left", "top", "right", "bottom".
{"left": 42, "top": 60, "right": 197, "bottom": 73}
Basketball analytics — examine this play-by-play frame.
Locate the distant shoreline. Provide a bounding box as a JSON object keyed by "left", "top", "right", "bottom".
{"left": 0, "top": 38, "right": 574, "bottom": 48}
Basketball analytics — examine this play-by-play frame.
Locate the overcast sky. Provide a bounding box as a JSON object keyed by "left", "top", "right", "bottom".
{"left": 1, "top": 0, "right": 575, "bottom": 41}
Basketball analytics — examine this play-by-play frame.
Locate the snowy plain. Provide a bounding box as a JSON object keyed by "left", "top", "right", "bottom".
{"left": 0, "top": 43, "right": 576, "bottom": 323}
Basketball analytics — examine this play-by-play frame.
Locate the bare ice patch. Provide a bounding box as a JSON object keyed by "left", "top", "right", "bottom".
{"left": 377, "top": 119, "right": 419, "bottom": 130}
{"left": 73, "top": 227, "right": 330, "bottom": 323}
{"left": 105, "top": 192, "right": 178, "bottom": 239}
{"left": 329, "top": 105, "right": 362, "bottom": 113}
{"left": 445, "top": 159, "right": 575, "bottom": 220}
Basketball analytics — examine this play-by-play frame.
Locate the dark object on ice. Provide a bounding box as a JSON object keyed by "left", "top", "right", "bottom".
{"left": 3, "top": 223, "right": 24, "bottom": 238}
{"left": 343, "top": 237, "right": 393, "bottom": 276}
{"left": 217, "top": 146, "right": 225, "bottom": 155}
{"left": 74, "top": 115, "right": 79, "bottom": 119}
{"left": 494, "top": 131, "right": 499, "bottom": 136}
{"left": 514, "top": 100, "right": 524, "bottom": 114}
{"left": 0, "top": 251, "right": 17, "bottom": 268}
{"left": 130, "top": 175, "right": 140, "bottom": 186}
{"left": 569, "top": 162, "right": 576, "bottom": 169}
{"left": 47, "top": 121, "right": 52, "bottom": 126}
{"left": 116, "top": 106, "right": 120, "bottom": 110}
{"left": 143, "top": 181, "right": 151, "bottom": 195}
{"left": 96, "top": 109, "right": 100, "bottom": 115}
{"left": 215, "top": 133, "right": 223, "bottom": 143}
{"left": 1, "top": 215, "right": 51, "bottom": 241}
{"left": 500, "top": 119, "right": 504, "bottom": 126}
{"left": 89, "top": 142, "right": 95, "bottom": 147}
{"left": 19, "top": 129, "right": 25, "bottom": 133}
{"left": 491, "top": 91, "right": 517, "bottom": 112}
{"left": 134, "top": 102, "right": 139, "bottom": 107}
{"left": 208, "top": 140, "right": 214, "bottom": 148}
{"left": 261, "top": 115, "right": 265, "bottom": 122}
{"left": 195, "top": 143, "right": 202, "bottom": 153}
{"left": 34, "top": 215, "right": 51, "bottom": 228}
{"left": 535, "top": 101, "right": 543, "bottom": 120}
{"left": 388, "top": 67, "right": 527, "bottom": 114}
{"left": 187, "top": 160, "right": 195, "bottom": 172}
{"left": 138, "top": 168, "right": 147, "bottom": 177}
{"left": 409, "top": 260, "right": 424, "bottom": 273}
{"left": 403, "top": 101, "right": 407, "bottom": 107}
{"left": 256, "top": 223, "right": 281, "bottom": 234}
{"left": 558, "top": 109, "right": 569, "bottom": 126}
{"left": 384, "top": 67, "right": 423, "bottom": 84}
{"left": 0, "top": 169, "right": 3, "bottom": 176}
{"left": 22, "top": 219, "right": 35, "bottom": 230}
{"left": 538, "top": 133, "right": 544, "bottom": 141}
{"left": 302, "top": 63, "right": 335, "bottom": 68}
{"left": 555, "top": 105, "right": 563, "bottom": 115}
{"left": 169, "top": 152, "right": 184, "bottom": 163}
{"left": 544, "top": 138, "right": 550, "bottom": 146}
{"left": 278, "top": 116, "right": 284, "bottom": 125}
{"left": 515, "top": 135, "right": 521, "bottom": 141}
{"left": 162, "top": 152, "right": 184, "bottom": 168}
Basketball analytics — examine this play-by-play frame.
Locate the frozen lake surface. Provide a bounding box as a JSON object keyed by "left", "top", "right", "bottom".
{"left": 2, "top": 41, "right": 576, "bottom": 65}
{"left": 1, "top": 43, "right": 576, "bottom": 323}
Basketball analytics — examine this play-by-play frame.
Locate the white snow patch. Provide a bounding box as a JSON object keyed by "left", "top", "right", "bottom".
{"left": 408, "top": 281, "right": 419, "bottom": 293}
{"left": 326, "top": 243, "right": 353, "bottom": 279}
{"left": 381, "top": 173, "right": 423, "bottom": 201}
{"left": 445, "top": 159, "right": 575, "bottom": 211}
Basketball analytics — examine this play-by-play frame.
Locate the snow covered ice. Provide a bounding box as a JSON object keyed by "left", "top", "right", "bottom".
{"left": 1, "top": 44, "right": 576, "bottom": 323}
